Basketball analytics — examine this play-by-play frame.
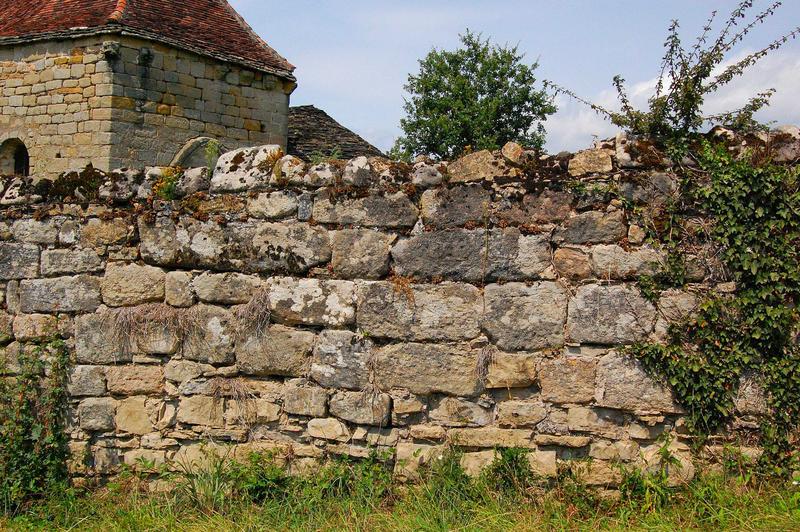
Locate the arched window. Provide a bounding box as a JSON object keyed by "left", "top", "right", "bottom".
{"left": 0, "top": 139, "right": 30, "bottom": 177}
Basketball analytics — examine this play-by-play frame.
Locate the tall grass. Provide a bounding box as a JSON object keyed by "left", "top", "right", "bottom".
{"left": 4, "top": 447, "right": 799, "bottom": 531}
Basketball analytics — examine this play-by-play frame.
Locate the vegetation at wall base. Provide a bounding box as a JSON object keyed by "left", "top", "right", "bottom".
{"left": 393, "top": 30, "right": 556, "bottom": 160}
{"left": 3, "top": 448, "right": 799, "bottom": 531}
{"left": 0, "top": 336, "right": 72, "bottom": 516}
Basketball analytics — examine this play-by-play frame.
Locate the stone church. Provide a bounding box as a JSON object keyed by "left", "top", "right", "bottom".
{"left": 0, "top": 0, "right": 297, "bottom": 178}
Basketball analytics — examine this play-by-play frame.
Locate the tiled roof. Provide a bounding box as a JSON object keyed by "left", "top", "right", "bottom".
{"left": 288, "top": 105, "right": 385, "bottom": 161}
{"left": 0, "top": 0, "right": 294, "bottom": 78}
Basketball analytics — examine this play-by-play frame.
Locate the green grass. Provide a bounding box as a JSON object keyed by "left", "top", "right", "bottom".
{"left": 3, "top": 450, "right": 799, "bottom": 531}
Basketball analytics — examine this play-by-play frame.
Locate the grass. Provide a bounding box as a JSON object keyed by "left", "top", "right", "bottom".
{"left": 3, "top": 449, "right": 799, "bottom": 531}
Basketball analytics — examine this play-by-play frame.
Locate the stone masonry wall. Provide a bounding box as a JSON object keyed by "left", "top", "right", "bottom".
{"left": 0, "top": 36, "right": 292, "bottom": 179}
{"left": 3, "top": 129, "right": 796, "bottom": 486}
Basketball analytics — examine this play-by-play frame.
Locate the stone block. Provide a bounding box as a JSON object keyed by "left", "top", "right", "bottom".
{"left": 461, "top": 450, "right": 496, "bottom": 477}
{"left": 394, "top": 442, "right": 444, "bottom": 480}
{"left": 590, "top": 245, "right": 662, "bottom": 280}
{"left": 41, "top": 248, "right": 102, "bottom": 276}
{"left": 529, "top": 450, "right": 558, "bottom": 478}
{"left": 267, "top": 277, "right": 355, "bottom": 327}
{"left": 192, "top": 272, "right": 263, "bottom": 304}
{"left": 68, "top": 365, "right": 107, "bottom": 397}
{"left": 448, "top": 427, "right": 533, "bottom": 448}
{"left": 106, "top": 365, "right": 164, "bottom": 395}
{"left": 485, "top": 351, "right": 539, "bottom": 389}
{"left": 210, "top": 145, "right": 281, "bottom": 192}
{"left": 307, "top": 418, "right": 350, "bottom": 442}
{"left": 101, "top": 263, "right": 165, "bottom": 307}
{"left": 283, "top": 380, "right": 328, "bottom": 417}
{"left": 553, "top": 248, "right": 592, "bottom": 280}
{"left": 311, "top": 330, "right": 372, "bottom": 390}
{"left": 566, "top": 285, "right": 656, "bottom": 345}
{"left": 116, "top": 396, "right": 154, "bottom": 435}
{"left": 183, "top": 304, "right": 235, "bottom": 364}
{"left": 420, "top": 185, "right": 491, "bottom": 228}
{"left": 80, "top": 218, "right": 130, "bottom": 247}
{"left": 12, "top": 314, "right": 58, "bottom": 341}
{"left": 225, "top": 398, "right": 281, "bottom": 425}
{"left": 78, "top": 397, "right": 117, "bottom": 431}
{"left": 539, "top": 356, "right": 597, "bottom": 404}
{"left": 12, "top": 219, "right": 59, "bottom": 244}
{"left": 496, "top": 190, "right": 574, "bottom": 226}
{"left": 247, "top": 191, "right": 298, "bottom": 219}
{"left": 330, "top": 230, "right": 395, "bottom": 279}
{"left": 0, "top": 243, "right": 39, "bottom": 280}
{"left": 250, "top": 222, "right": 331, "bottom": 274}
{"left": 595, "top": 352, "right": 679, "bottom": 413}
{"left": 497, "top": 400, "right": 548, "bottom": 428}
{"left": 165, "top": 271, "right": 194, "bottom": 307}
{"left": 178, "top": 395, "right": 224, "bottom": 427}
{"left": 237, "top": 325, "right": 315, "bottom": 377}
{"left": 312, "top": 191, "right": 418, "bottom": 228}
{"left": 329, "top": 391, "right": 392, "bottom": 426}
{"left": 567, "top": 406, "right": 626, "bottom": 437}
{"left": 374, "top": 342, "right": 481, "bottom": 397}
{"left": 568, "top": 149, "right": 613, "bottom": 176}
{"left": 74, "top": 312, "right": 129, "bottom": 364}
{"left": 555, "top": 211, "right": 627, "bottom": 245}
{"left": 20, "top": 275, "right": 102, "bottom": 313}
{"left": 483, "top": 282, "right": 568, "bottom": 351}
{"left": 447, "top": 150, "right": 519, "bottom": 183}
{"left": 356, "top": 281, "right": 482, "bottom": 341}
{"left": 429, "top": 397, "right": 493, "bottom": 427}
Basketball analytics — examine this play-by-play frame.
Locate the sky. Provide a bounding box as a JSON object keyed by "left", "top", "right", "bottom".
{"left": 230, "top": 0, "right": 800, "bottom": 153}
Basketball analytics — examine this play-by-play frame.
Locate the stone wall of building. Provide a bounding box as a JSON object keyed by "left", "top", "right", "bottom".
{"left": 0, "top": 36, "right": 292, "bottom": 179}
{"left": 3, "top": 130, "right": 795, "bottom": 486}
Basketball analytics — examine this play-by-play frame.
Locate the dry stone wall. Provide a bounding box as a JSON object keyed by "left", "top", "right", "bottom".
{"left": 3, "top": 129, "right": 796, "bottom": 486}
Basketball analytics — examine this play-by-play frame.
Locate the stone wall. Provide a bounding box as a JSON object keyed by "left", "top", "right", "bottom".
{"left": 3, "top": 130, "right": 795, "bottom": 486}
{"left": 0, "top": 36, "right": 292, "bottom": 179}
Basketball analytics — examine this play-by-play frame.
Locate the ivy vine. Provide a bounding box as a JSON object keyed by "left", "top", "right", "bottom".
{"left": 0, "top": 337, "right": 72, "bottom": 514}
{"left": 628, "top": 141, "right": 800, "bottom": 477}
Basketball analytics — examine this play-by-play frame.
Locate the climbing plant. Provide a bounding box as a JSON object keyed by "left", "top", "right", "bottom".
{"left": 0, "top": 337, "right": 72, "bottom": 514}
{"left": 629, "top": 141, "right": 800, "bottom": 476}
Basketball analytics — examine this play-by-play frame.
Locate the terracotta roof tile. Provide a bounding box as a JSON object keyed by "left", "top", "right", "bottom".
{"left": 0, "top": 0, "right": 294, "bottom": 78}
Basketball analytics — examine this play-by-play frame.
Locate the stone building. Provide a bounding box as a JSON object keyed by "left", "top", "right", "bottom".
{"left": 0, "top": 0, "right": 296, "bottom": 178}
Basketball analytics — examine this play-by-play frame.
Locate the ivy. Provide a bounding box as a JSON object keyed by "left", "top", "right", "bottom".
{"left": 629, "top": 142, "right": 800, "bottom": 477}
{"left": 0, "top": 337, "right": 72, "bottom": 515}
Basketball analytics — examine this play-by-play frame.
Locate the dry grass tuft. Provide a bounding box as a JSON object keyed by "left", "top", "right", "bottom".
{"left": 234, "top": 288, "right": 272, "bottom": 337}
{"left": 106, "top": 304, "right": 204, "bottom": 354}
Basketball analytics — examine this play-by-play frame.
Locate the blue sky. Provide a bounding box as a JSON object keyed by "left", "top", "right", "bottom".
{"left": 231, "top": 0, "right": 800, "bottom": 152}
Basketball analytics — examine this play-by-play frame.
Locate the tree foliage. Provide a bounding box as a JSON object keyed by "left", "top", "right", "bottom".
{"left": 551, "top": 1, "right": 799, "bottom": 144}
{"left": 393, "top": 31, "right": 556, "bottom": 160}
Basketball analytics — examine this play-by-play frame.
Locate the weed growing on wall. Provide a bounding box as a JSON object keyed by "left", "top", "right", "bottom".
{"left": 0, "top": 337, "right": 71, "bottom": 515}
{"left": 628, "top": 142, "right": 800, "bottom": 476}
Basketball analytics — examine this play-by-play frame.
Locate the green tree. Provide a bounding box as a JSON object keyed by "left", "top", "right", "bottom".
{"left": 393, "top": 31, "right": 556, "bottom": 160}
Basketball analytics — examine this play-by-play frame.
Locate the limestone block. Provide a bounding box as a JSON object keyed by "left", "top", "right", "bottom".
{"left": 595, "top": 352, "right": 679, "bottom": 413}
{"left": 78, "top": 397, "right": 117, "bottom": 431}
{"left": 447, "top": 150, "right": 519, "bottom": 183}
{"left": 330, "top": 230, "right": 395, "bottom": 279}
{"left": 533, "top": 434, "right": 591, "bottom": 448}
{"left": 429, "top": 397, "right": 493, "bottom": 427}
{"left": 566, "top": 285, "right": 656, "bottom": 345}
{"left": 341, "top": 156, "right": 374, "bottom": 187}
{"left": 247, "top": 191, "right": 298, "bottom": 219}
{"left": 191, "top": 272, "right": 263, "bottom": 304}
{"left": 568, "top": 149, "right": 613, "bottom": 176}
{"left": 251, "top": 222, "right": 331, "bottom": 273}
{"left": 312, "top": 191, "right": 418, "bottom": 228}
{"left": 225, "top": 398, "right": 281, "bottom": 425}
{"left": 483, "top": 282, "right": 568, "bottom": 351}
{"left": 412, "top": 162, "right": 443, "bottom": 187}
{"left": 106, "top": 365, "right": 164, "bottom": 395}
{"left": 529, "top": 450, "right": 558, "bottom": 478}
{"left": 80, "top": 218, "right": 130, "bottom": 247}
{"left": 311, "top": 330, "right": 372, "bottom": 390}
{"left": 555, "top": 211, "right": 627, "bottom": 245}
{"left": 329, "top": 391, "right": 392, "bottom": 426}
{"left": 40, "top": 249, "right": 102, "bottom": 276}
{"left": 267, "top": 277, "right": 355, "bottom": 327}
{"left": 20, "top": 275, "right": 102, "bottom": 313}
{"left": 461, "top": 450, "right": 496, "bottom": 477}
{"left": 12, "top": 314, "right": 58, "bottom": 341}
{"left": 567, "top": 406, "right": 626, "bottom": 438}
{"left": 74, "top": 312, "right": 129, "bottom": 364}
{"left": 420, "top": 185, "right": 491, "bottom": 228}
{"left": 590, "top": 244, "right": 662, "bottom": 280}
{"left": 307, "top": 418, "right": 350, "bottom": 442}
{"left": 539, "top": 356, "right": 597, "bottom": 404}
{"left": 237, "top": 325, "right": 316, "bottom": 377}
{"left": 447, "top": 427, "right": 533, "bottom": 448}
{"left": 165, "top": 271, "right": 194, "bottom": 307}
{"left": 374, "top": 342, "right": 481, "bottom": 397}
{"left": 497, "top": 400, "right": 548, "bottom": 428}
{"left": 177, "top": 167, "right": 210, "bottom": 197}
{"left": 553, "top": 248, "right": 592, "bottom": 280}
{"left": 356, "top": 281, "right": 482, "bottom": 341}
{"left": 183, "top": 305, "right": 235, "bottom": 364}
{"left": 101, "top": 263, "right": 166, "bottom": 307}
{"left": 0, "top": 243, "right": 39, "bottom": 280}
{"left": 283, "top": 379, "right": 328, "bottom": 417}
{"left": 164, "top": 360, "right": 213, "bottom": 384}
{"left": 12, "top": 219, "right": 59, "bottom": 244}
{"left": 300, "top": 163, "right": 339, "bottom": 188}
{"left": 272, "top": 155, "right": 306, "bottom": 185}
{"left": 177, "top": 395, "right": 224, "bottom": 427}
{"left": 485, "top": 352, "right": 539, "bottom": 389}
{"left": 116, "top": 396, "right": 154, "bottom": 435}
{"left": 497, "top": 190, "right": 574, "bottom": 226}
{"left": 394, "top": 442, "right": 444, "bottom": 480}
{"left": 68, "top": 365, "right": 107, "bottom": 397}
{"left": 210, "top": 145, "right": 282, "bottom": 192}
